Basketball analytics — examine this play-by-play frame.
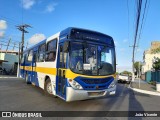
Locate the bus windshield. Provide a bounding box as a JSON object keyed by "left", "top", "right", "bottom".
{"left": 69, "top": 42, "right": 115, "bottom": 76}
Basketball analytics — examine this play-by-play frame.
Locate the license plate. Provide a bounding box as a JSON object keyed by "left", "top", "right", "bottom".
{"left": 88, "top": 91, "right": 105, "bottom": 96}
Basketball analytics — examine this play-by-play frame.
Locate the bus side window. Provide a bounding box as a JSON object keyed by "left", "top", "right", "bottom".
{"left": 38, "top": 44, "right": 45, "bottom": 62}
{"left": 45, "top": 39, "right": 57, "bottom": 62}
{"left": 60, "top": 46, "right": 63, "bottom": 68}
{"left": 27, "top": 50, "right": 33, "bottom": 62}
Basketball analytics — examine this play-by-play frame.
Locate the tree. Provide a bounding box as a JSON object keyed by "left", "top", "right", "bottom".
{"left": 151, "top": 47, "right": 160, "bottom": 54}
{"left": 134, "top": 61, "right": 142, "bottom": 77}
{"left": 121, "top": 71, "right": 132, "bottom": 75}
{"left": 152, "top": 58, "right": 160, "bottom": 70}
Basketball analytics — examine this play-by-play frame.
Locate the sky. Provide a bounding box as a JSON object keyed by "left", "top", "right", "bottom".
{"left": 0, "top": 0, "right": 160, "bottom": 72}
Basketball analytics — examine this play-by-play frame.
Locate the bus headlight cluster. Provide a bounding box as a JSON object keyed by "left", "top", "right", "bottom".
{"left": 108, "top": 80, "right": 116, "bottom": 88}
{"left": 68, "top": 79, "right": 83, "bottom": 90}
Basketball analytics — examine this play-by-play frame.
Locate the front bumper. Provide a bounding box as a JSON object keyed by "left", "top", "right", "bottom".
{"left": 66, "top": 85, "right": 116, "bottom": 102}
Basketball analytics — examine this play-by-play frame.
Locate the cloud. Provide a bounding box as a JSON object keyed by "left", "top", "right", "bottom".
{"left": 29, "top": 33, "right": 46, "bottom": 44}
{"left": 123, "top": 39, "right": 128, "bottom": 43}
{"left": 0, "top": 20, "right": 7, "bottom": 30}
{"left": 21, "top": 0, "right": 36, "bottom": 9}
{"left": 0, "top": 31, "right": 5, "bottom": 38}
{"left": 45, "top": 3, "right": 57, "bottom": 13}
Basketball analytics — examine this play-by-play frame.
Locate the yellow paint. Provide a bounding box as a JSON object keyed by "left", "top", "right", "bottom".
{"left": 20, "top": 66, "right": 23, "bottom": 69}
{"left": 25, "top": 66, "right": 32, "bottom": 71}
{"left": 65, "top": 69, "right": 114, "bottom": 79}
{"left": 35, "top": 67, "right": 57, "bottom": 75}
{"left": 20, "top": 66, "right": 114, "bottom": 79}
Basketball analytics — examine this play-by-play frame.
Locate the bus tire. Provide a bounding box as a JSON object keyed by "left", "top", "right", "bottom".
{"left": 44, "top": 78, "right": 53, "bottom": 96}
{"left": 25, "top": 74, "right": 31, "bottom": 84}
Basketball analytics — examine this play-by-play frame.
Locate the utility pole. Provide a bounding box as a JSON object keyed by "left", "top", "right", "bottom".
{"left": 26, "top": 42, "right": 28, "bottom": 50}
{"left": 139, "top": 61, "right": 141, "bottom": 88}
{"left": 17, "top": 42, "right": 21, "bottom": 77}
{"left": 6, "top": 38, "right": 11, "bottom": 53}
{"left": 16, "top": 24, "right": 31, "bottom": 61}
{"left": 12, "top": 43, "right": 16, "bottom": 51}
{"left": 0, "top": 43, "right": 2, "bottom": 51}
{"left": 129, "top": 45, "right": 138, "bottom": 82}
{"left": 131, "top": 0, "right": 142, "bottom": 82}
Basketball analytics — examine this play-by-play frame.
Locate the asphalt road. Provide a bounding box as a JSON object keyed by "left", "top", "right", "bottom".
{"left": 0, "top": 77, "right": 160, "bottom": 120}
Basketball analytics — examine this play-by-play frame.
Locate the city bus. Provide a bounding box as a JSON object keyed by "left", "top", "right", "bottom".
{"left": 20, "top": 27, "right": 116, "bottom": 102}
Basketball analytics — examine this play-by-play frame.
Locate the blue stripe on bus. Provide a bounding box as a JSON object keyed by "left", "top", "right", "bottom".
{"left": 74, "top": 76, "right": 114, "bottom": 90}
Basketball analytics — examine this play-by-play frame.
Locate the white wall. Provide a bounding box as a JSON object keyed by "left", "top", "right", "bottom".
{"left": 0, "top": 53, "right": 18, "bottom": 72}
{"left": 142, "top": 53, "right": 160, "bottom": 73}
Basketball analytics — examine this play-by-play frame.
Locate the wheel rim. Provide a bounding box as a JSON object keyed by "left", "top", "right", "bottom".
{"left": 47, "top": 82, "right": 52, "bottom": 94}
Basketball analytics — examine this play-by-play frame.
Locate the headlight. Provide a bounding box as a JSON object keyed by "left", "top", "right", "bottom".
{"left": 108, "top": 80, "right": 116, "bottom": 88}
{"left": 68, "top": 79, "right": 83, "bottom": 90}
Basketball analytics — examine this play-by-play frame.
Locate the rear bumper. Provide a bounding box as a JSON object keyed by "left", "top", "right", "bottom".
{"left": 66, "top": 85, "right": 116, "bottom": 102}
{"left": 118, "top": 79, "right": 130, "bottom": 82}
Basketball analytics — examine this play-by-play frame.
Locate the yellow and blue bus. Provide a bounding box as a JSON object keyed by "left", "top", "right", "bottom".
{"left": 20, "top": 27, "right": 116, "bottom": 102}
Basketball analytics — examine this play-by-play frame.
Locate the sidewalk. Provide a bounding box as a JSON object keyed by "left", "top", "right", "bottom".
{"left": 0, "top": 75, "right": 17, "bottom": 78}
{"left": 130, "top": 78, "right": 160, "bottom": 96}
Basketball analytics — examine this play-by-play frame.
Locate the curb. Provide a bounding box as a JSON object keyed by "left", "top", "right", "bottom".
{"left": 129, "top": 87, "right": 160, "bottom": 96}
{"left": 0, "top": 77, "right": 18, "bottom": 78}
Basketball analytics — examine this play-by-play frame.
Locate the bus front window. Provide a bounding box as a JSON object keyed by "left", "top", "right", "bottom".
{"left": 69, "top": 42, "right": 115, "bottom": 76}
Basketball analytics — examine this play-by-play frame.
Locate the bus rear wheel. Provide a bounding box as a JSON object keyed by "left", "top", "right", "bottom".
{"left": 44, "top": 78, "right": 53, "bottom": 95}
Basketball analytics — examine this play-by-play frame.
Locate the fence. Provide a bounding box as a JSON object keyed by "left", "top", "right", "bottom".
{"left": 145, "top": 71, "right": 160, "bottom": 82}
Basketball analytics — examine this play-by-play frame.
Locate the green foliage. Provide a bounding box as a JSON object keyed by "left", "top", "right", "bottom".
{"left": 121, "top": 70, "right": 132, "bottom": 75}
{"left": 134, "top": 61, "right": 142, "bottom": 72}
{"left": 151, "top": 47, "right": 160, "bottom": 54}
{"left": 116, "top": 72, "right": 119, "bottom": 75}
{"left": 152, "top": 58, "right": 160, "bottom": 70}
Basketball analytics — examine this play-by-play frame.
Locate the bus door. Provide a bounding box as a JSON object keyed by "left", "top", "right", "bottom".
{"left": 31, "top": 51, "right": 37, "bottom": 85}
{"left": 57, "top": 43, "right": 68, "bottom": 98}
{"left": 20, "top": 54, "right": 26, "bottom": 78}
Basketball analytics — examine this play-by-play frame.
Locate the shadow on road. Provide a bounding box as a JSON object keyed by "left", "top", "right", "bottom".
{"left": 0, "top": 78, "right": 146, "bottom": 119}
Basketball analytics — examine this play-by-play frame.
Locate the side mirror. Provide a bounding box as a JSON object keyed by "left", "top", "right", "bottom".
{"left": 63, "top": 41, "right": 69, "bottom": 53}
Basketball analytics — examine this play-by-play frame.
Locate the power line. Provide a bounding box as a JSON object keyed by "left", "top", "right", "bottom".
{"left": 0, "top": 37, "right": 20, "bottom": 44}
{"left": 5, "top": 38, "right": 11, "bottom": 52}
{"left": 127, "top": 0, "right": 130, "bottom": 42}
{"left": 135, "top": 0, "right": 150, "bottom": 61}
{"left": 133, "top": 0, "right": 142, "bottom": 61}
{"left": 0, "top": 43, "right": 19, "bottom": 48}
{"left": 136, "top": 0, "right": 150, "bottom": 50}
{"left": 132, "top": 0, "right": 143, "bottom": 81}
{"left": 1, "top": 14, "right": 43, "bottom": 34}
{"left": 0, "top": 15, "right": 21, "bottom": 25}
{"left": 137, "top": 0, "right": 148, "bottom": 45}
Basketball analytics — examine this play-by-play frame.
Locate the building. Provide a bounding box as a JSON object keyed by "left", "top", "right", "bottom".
{"left": 142, "top": 41, "right": 160, "bottom": 73}
{"left": 0, "top": 50, "right": 19, "bottom": 74}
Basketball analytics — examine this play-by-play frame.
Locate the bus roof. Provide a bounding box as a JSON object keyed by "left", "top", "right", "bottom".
{"left": 24, "top": 27, "right": 114, "bottom": 52}
{"left": 60, "top": 27, "right": 113, "bottom": 39}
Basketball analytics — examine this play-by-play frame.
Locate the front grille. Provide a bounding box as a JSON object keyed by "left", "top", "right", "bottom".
{"left": 81, "top": 78, "right": 111, "bottom": 84}
{"left": 74, "top": 76, "right": 114, "bottom": 90}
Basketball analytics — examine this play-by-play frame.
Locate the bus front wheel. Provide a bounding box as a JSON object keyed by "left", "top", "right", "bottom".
{"left": 25, "top": 74, "right": 31, "bottom": 84}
